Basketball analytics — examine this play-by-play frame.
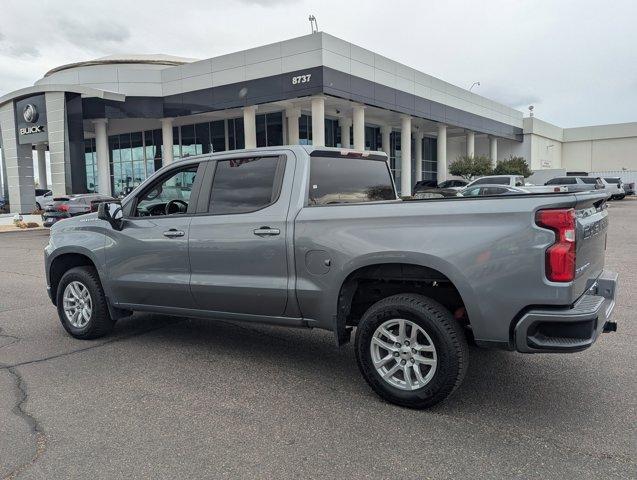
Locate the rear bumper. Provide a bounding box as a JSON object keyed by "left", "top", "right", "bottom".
{"left": 514, "top": 270, "right": 618, "bottom": 353}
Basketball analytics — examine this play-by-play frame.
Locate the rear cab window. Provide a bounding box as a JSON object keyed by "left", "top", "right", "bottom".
{"left": 308, "top": 153, "right": 396, "bottom": 205}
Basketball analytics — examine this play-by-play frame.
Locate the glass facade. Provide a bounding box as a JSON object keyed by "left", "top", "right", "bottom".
{"left": 87, "top": 109, "right": 435, "bottom": 197}
{"left": 84, "top": 138, "right": 97, "bottom": 193}
{"left": 298, "top": 114, "right": 380, "bottom": 150}
{"left": 389, "top": 134, "right": 438, "bottom": 193}
{"left": 256, "top": 112, "right": 283, "bottom": 147}
{"left": 423, "top": 137, "right": 438, "bottom": 181}
{"left": 102, "top": 113, "right": 285, "bottom": 196}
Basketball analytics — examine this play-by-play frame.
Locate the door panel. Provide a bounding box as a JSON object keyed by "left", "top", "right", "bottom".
{"left": 106, "top": 162, "right": 204, "bottom": 309}
{"left": 189, "top": 154, "right": 292, "bottom": 316}
{"left": 107, "top": 216, "right": 193, "bottom": 308}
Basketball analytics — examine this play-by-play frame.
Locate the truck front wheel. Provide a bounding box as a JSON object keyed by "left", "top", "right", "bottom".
{"left": 56, "top": 266, "right": 114, "bottom": 339}
{"left": 355, "top": 294, "right": 468, "bottom": 409}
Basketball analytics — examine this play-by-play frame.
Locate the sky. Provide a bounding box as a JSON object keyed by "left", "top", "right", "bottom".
{"left": 0, "top": 0, "right": 636, "bottom": 128}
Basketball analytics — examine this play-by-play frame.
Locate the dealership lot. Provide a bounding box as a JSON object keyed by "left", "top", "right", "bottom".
{"left": 0, "top": 202, "right": 635, "bottom": 479}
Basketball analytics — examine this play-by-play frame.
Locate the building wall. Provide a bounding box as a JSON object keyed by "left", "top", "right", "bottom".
{"left": 529, "top": 134, "right": 562, "bottom": 170}
{"left": 563, "top": 136, "right": 637, "bottom": 172}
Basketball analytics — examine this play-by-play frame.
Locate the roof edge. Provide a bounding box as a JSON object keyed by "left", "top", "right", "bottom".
{"left": 44, "top": 58, "right": 191, "bottom": 77}
{"left": 0, "top": 84, "right": 125, "bottom": 107}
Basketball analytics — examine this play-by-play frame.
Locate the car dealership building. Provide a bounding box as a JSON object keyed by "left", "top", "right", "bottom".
{"left": 1, "top": 31, "right": 636, "bottom": 213}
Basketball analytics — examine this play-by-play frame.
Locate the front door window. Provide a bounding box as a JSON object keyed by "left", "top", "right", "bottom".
{"left": 135, "top": 165, "right": 198, "bottom": 217}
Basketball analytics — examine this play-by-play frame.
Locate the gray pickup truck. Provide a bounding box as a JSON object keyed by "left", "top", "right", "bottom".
{"left": 44, "top": 146, "right": 618, "bottom": 408}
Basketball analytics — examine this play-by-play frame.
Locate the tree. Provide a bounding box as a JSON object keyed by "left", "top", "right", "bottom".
{"left": 449, "top": 155, "right": 493, "bottom": 180}
{"left": 493, "top": 155, "right": 533, "bottom": 177}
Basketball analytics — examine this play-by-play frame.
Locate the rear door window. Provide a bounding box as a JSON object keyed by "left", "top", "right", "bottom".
{"left": 208, "top": 156, "right": 285, "bottom": 215}
{"left": 308, "top": 156, "right": 396, "bottom": 205}
{"left": 462, "top": 187, "right": 481, "bottom": 196}
{"left": 483, "top": 187, "right": 507, "bottom": 195}
{"left": 580, "top": 177, "right": 598, "bottom": 184}
{"left": 471, "top": 177, "right": 492, "bottom": 185}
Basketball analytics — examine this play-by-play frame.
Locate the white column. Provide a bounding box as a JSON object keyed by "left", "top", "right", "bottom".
{"left": 489, "top": 135, "right": 498, "bottom": 167}
{"left": 400, "top": 115, "right": 412, "bottom": 195}
{"left": 339, "top": 117, "right": 352, "bottom": 148}
{"left": 311, "top": 96, "right": 325, "bottom": 147}
{"left": 466, "top": 131, "right": 475, "bottom": 157}
{"left": 285, "top": 107, "right": 301, "bottom": 145}
{"left": 353, "top": 104, "right": 365, "bottom": 151}
{"left": 161, "top": 118, "right": 174, "bottom": 166}
{"left": 381, "top": 125, "right": 392, "bottom": 157}
{"left": 92, "top": 119, "right": 111, "bottom": 196}
{"left": 243, "top": 105, "right": 258, "bottom": 149}
{"left": 414, "top": 131, "right": 424, "bottom": 182}
{"left": 437, "top": 124, "right": 447, "bottom": 183}
{"left": 36, "top": 143, "right": 47, "bottom": 189}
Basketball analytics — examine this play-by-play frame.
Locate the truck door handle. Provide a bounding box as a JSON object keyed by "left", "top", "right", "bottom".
{"left": 253, "top": 226, "right": 280, "bottom": 237}
{"left": 163, "top": 229, "right": 185, "bottom": 238}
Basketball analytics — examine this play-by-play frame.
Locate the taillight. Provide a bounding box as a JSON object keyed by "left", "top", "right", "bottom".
{"left": 57, "top": 204, "right": 69, "bottom": 212}
{"left": 536, "top": 208, "right": 576, "bottom": 282}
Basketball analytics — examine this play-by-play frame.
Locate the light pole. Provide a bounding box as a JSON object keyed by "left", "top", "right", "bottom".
{"left": 469, "top": 81, "right": 480, "bottom": 92}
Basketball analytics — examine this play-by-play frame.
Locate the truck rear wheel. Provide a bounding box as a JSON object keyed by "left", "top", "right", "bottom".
{"left": 56, "top": 266, "right": 114, "bottom": 339}
{"left": 355, "top": 294, "right": 468, "bottom": 409}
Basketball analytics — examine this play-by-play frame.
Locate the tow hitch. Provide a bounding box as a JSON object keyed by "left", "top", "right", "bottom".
{"left": 603, "top": 321, "right": 617, "bottom": 333}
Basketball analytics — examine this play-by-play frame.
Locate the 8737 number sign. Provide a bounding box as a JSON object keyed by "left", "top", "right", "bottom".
{"left": 291, "top": 74, "right": 312, "bottom": 85}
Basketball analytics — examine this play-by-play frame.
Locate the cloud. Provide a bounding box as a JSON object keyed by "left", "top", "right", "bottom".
{"left": 479, "top": 85, "right": 541, "bottom": 110}
{"left": 0, "top": 34, "right": 40, "bottom": 58}
{"left": 56, "top": 18, "right": 130, "bottom": 48}
{"left": 234, "top": 0, "right": 296, "bottom": 4}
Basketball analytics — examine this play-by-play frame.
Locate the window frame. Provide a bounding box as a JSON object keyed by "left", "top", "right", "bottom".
{"left": 199, "top": 154, "right": 287, "bottom": 216}
{"left": 305, "top": 152, "right": 397, "bottom": 207}
{"left": 124, "top": 161, "right": 205, "bottom": 219}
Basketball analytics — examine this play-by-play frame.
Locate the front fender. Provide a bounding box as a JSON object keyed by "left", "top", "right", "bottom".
{"left": 46, "top": 222, "right": 110, "bottom": 298}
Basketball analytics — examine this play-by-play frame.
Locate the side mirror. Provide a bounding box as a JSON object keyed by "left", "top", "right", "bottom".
{"left": 98, "top": 202, "right": 124, "bottom": 231}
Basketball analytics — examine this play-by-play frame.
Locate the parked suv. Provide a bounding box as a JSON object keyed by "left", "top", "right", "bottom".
{"left": 602, "top": 177, "right": 625, "bottom": 200}
{"left": 42, "top": 194, "right": 114, "bottom": 227}
{"left": 544, "top": 176, "right": 604, "bottom": 193}
{"left": 44, "top": 146, "right": 617, "bottom": 409}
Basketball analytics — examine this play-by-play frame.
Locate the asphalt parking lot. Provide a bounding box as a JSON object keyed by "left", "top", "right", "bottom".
{"left": 0, "top": 201, "right": 635, "bottom": 479}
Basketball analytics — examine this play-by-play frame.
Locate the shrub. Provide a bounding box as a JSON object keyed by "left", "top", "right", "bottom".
{"left": 449, "top": 155, "right": 493, "bottom": 180}
{"left": 493, "top": 155, "right": 533, "bottom": 177}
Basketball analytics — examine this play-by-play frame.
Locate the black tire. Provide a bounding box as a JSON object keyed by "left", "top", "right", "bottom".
{"left": 355, "top": 294, "right": 468, "bottom": 409}
{"left": 56, "top": 266, "right": 114, "bottom": 339}
{"left": 36, "top": 202, "right": 41, "bottom": 210}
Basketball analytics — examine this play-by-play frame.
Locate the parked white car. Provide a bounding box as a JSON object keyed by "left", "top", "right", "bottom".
{"left": 600, "top": 178, "right": 625, "bottom": 200}
{"left": 35, "top": 189, "right": 53, "bottom": 210}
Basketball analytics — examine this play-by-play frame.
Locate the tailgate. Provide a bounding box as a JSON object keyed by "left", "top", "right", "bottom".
{"left": 573, "top": 192, "right": 608, "bottom": 296}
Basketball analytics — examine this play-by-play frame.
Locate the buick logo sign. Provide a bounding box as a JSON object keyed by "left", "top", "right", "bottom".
{"left": 23, "top": 104, "right": 39, "bottom": 123}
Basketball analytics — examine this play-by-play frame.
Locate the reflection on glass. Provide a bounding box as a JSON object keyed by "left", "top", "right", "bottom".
{"left": 209, "top": 157, "right": 281, "bottom": 214}
{"left": 309, "top": 157, "right": 395, "bottom": 205}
